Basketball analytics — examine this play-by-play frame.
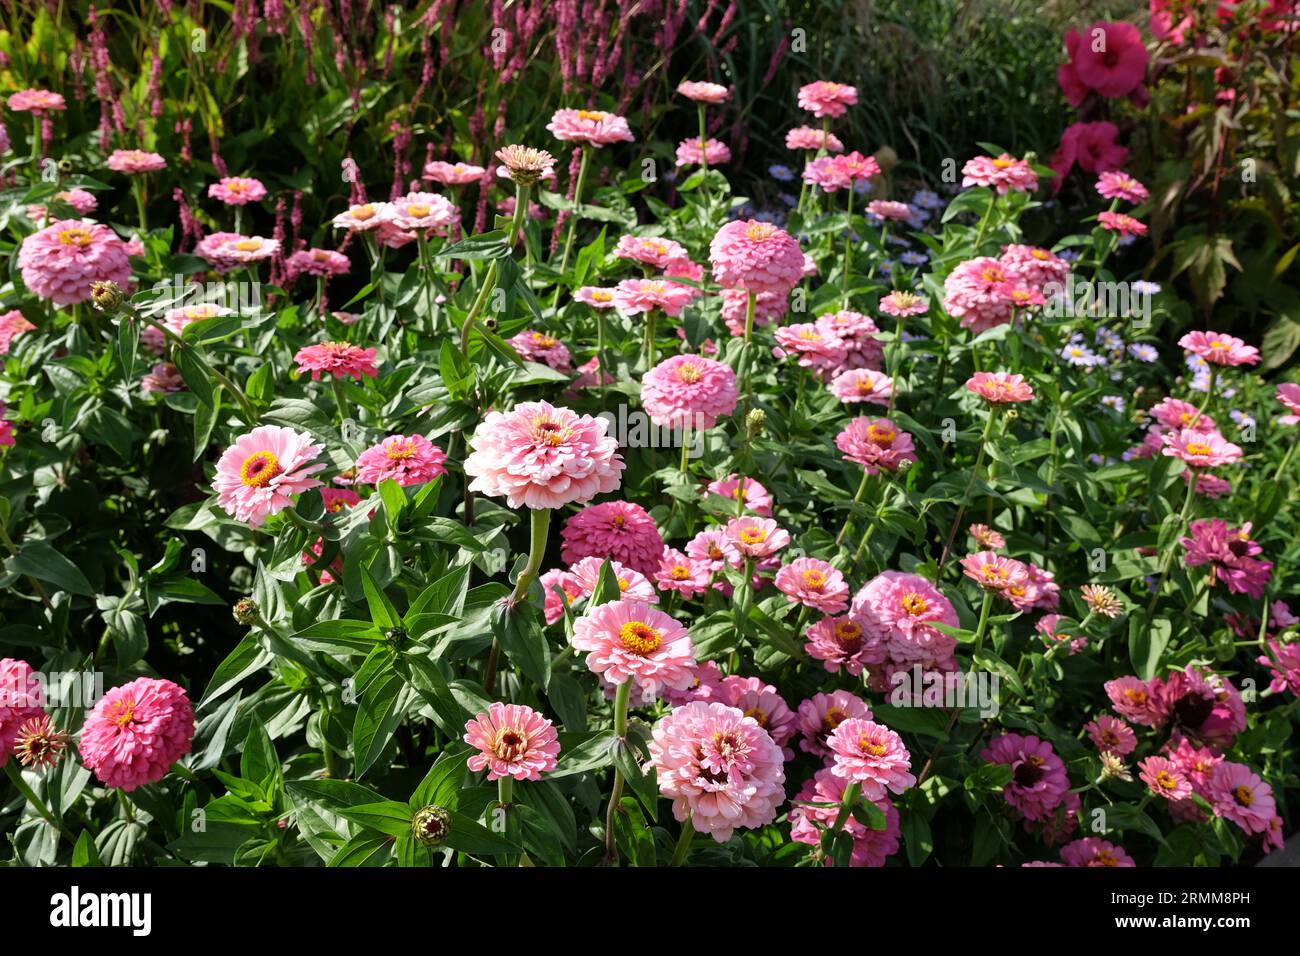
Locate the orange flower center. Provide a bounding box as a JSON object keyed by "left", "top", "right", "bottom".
{"left": 745, "top": 223, "right": 778, "bottom": 241}
{"left": 577, "top": 110, "right": 609, "bottom": 121}
{"left": 109, "top": 699, "right": 136, "bottom": 727}
{"left": 1185, "top": 442, "right": 1212, "bottom": 456}
{"left": 738, "top": 527, "right": 767, "bottom": 545}
{"left": 858, "top": 735, "right": 887, "bottom": 757}
{"left": 1155, "top": 771, "right": 1179, "bottom": 791}
{"left": 494, "top": 728, "right": 528, "bottom": 762}
{"left": 619, "top": 621, "right": 663, "bottom": 655}
{"left": 407, "top": 203, "right": 431, "bottom": 218}
{"left": 801, "top": 568, "right": 827, "bottom": 589}
{"left": 867, "top": 424, "right": 897, "bottom": 444}
{"left": 670, "top": 565, "right": 690, "bottom": 581}
{"left": 1233, "top": 785, "right": 1254, "bottom": 807}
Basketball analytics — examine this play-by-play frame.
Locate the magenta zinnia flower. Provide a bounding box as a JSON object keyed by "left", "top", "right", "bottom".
{"left": 1180, "top": 518, "right": 1272, "bottom": 599}
{"left": 641, "top": 355, "right": 738, "bottom": 430}
{"left": 649, "top": 701, "right": 786, "bottom": 842}
{"left": 213, "top": 425, "right": 326, "bottom": 527}
{"left": 1096, "top": 170, "right": 1148, "bottom": 203}
{"left": 355, "top": 435, "right": 448, "bottom": 487}
{"left": 1059, "top": 837, "right": 1135, "bottom": 867}
{"left": 571, "top": 599, "right": 695, "bottom": 698}
{"left": 0, "top": 658, "right": 46, "bottom": 768}
{"left": 560, "top": 500, "right": 664, "bottom": 578}
{"left": 294, "top": 341, "right": 378, "bottom": 381}
{"left": 464, "top": 401, "right": 623, "bottom": 509}
{"left": 79, "top": 677, "right": 195, "bottom": 791}
{"left": 17, "top": 219, "right": 132, "bottom": 306}
{"left": 981, "top": 733, "right": 1069, "bottom": 821}
{"left": 463, "top": 702, "right": 560, "bottom": 782}
{"left": 1208, "top": 761, "right": 1275, "bottom": 835}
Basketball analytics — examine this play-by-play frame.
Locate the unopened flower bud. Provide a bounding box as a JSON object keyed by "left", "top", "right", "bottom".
{"left": 384, "top": 626, "right": 408, "bottom": 647}
{"left": 233, "top": 597, "right": 260, "bottom": 625}
{"left": 745, "top": 408, "right": 766, "bottom": 437}
{"left": 90, "top": 280, "right": 125, "bottom": 314}
{"left": 411, "top": 805, "right": 452, "bottom": 848}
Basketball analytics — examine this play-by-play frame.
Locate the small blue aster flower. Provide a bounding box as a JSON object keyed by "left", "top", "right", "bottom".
{"left": 768, "top": 164, "right": 795, "bottom": 182}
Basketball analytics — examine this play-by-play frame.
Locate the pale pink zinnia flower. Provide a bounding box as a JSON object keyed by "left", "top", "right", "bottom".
{"left": 942, "top": 256, "right": 1016, "bottom": 333}
{"left": 1097, "top": 210, "right": 1147, "bottom": 237}
{"left": 1161, "top": 428, "right": 1242, "bottom": 468}
{"left": 785, "top": 126, "right": 844, "bottom": 152}
{"left": 879, "top": 290, "right": 929, "bottom": 317}
{"left": 797, "top": 81, "right": 858, "bottom": 118}
{"left": 79, "top": 677, "right": 194, "bottom": 791}
{"left": 649, "top": 701, "right": 786, "bottom": 842}
{"left": 686, "top": 528, "right": 742, "bottom": 572}
{"left": 574, "top": 286, "right": 618, "bottom": 309}
{"left": 547, "top": 108, "right": 634, "bottom": 147}
{"left": 213, "top": 426, "right": 326, "bottom": 527}
{"left": 775, "top": 557, "right": 849, "bottom": 615}
{"left": 705, "top": 474, "right": 773, "bottom": 516}
{"left": 866, "top": 200, "right": 911, "bottom": 221}
{"left": 850, "top": 572, "right": 959, "bottom": 668}
{"left": 294, "top": 341, "right": 378, "bottom": 381}
{"left": 1138, "top": 755, "right": 1193, "bottom": 802}
{"left": 287, "top": 248, "right": 351, "bottom": 279}
{"left": 355, "top": 435, "right": 448, "bottom": 487}
{"left": 495, "top": 145, "right": 557, "bottom": 185}
{"left": 612, "top": 278, "right": 697, "bottom": 318}
{"left": 804, "top": 615, "right": 884, "bottom": 676}
{"left": 724, "top": 516, "right": 790, "bottom": 560}
{"left": 0, "top": 310, "right": 36, "bottom": 355}
{"left": 641, "top": 355, "right": 738, "bottom": 431}
{"left": 7, "top": 89, "right": 66, "bottom": 113}
{"left": 829, "top": 369, "right": 892, "bottom": 406}
{"left": 969, "top": 523, "right": 1006, "bottom": 550}
{"left": 835, "top": 417, "right": 917, "bottom": 474}
{"left": 961, "top": 551, "right": 1029, "bottom": 592}
{"left": 140, "top": 362, "right": 185, "bottom": 394}
{"left": 1274, "top": 383, "right": 1300, "bottom": 425}
{"left": 773, "top": 323, "right": 847, "bottom": 380}
{"left": 1105, "top": 676, "right": 1163, "bottom": 727}
{"left": 391, "top": 191, "right": 458, "bottom": 232}
{"left": 654, "top": 548, "right": 712, "bottom": 599}
{"left": 464, "top": 401, "right": 624, "bottom": 509}
{"left": 560, "top": 500, "right": 664, "bottom": 578}
{"left": 17, "top": 219, "right": 132, "bottom": 306}
{"left": 802, "top": 156, "right": 851, "bottom": 192}
{"left": 709, "top": 220, "right": 805, "bottom": 295}
{"left": 790, "top": 767, "right": 901, "bottom": 867}
{"left": 423, "top": 160, "right": 485, "bottom": 185}
{"left": 966, "top": 370, "right": 1034, "bottom": 403}
{"left": 677, "top": 80, "right": 731, "bottom": 103}
{"left": 795, "top": 690, "right": 872, "bottom": 758}
{"left": 208, "top": 176, "right": 268, "bottom": 205}
{"left": 508, "top": 330, "right": 573, "bottom": 372}
{"left": 1178, "top": 330, "right": 1260, "bottom": 367}
{"left": 998, "top": 244, "right": 1070, "bottom": 290}
{"left": 27, "top": 187, "right": 99, "bottom": 222}
{"left": 1095, "top": 170, "right": 1148, "bottom": 203}
{"left": 675, "top": 138, "right": 731, "bottom": 167}
{"left": 570, "top": 599, "right": 695, "bottom": 698}
{"left": 613, "top": 234, "right": 689, "bottom": 269}
{"left": 827, "top": 718, "right": 915, "bottom": 798}
{"left": 961, "top": 154, "right": 1038, "bottom": 194}
{"left": 463, "top": 702, "right": 560, "bottom": 781}
{"left": 566, "top": 556, "right": 658, "bottom": 606}
{"left": 331, "top": 201, "right": 396, "bottom": 232}
{"left": 195, "top": 232, "right": 281, "bottom": 273}
{"left": 106, "top": 149, "right": 166, "bottom": 174}
{"left": 720, "top": 674, "right": 797, "bottom": 755}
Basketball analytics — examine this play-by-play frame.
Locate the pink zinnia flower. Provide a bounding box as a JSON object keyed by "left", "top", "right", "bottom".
{"left": 287, "top": 248, "right": 351, "bottom": 279}
{"left": 866, "top": 200, "right": 911, "bottom": 221}
{"left": 1105, "top": 676, "right": 1163, "bottom": 727}
{"left": 649, "top": 701, "right": 786, "bottom": 842}
{"left": 961, "top": 551, "right": 1029, "bottom": 591}
{"left": 850, "top": 571, "right": 958, "bottom": 667}
{"left": 999, "top": 244, "right": 1070, "bottom": 290}
{"left": 835, "top": 417, "right": 917, "bottom": 474}
{"left": 969, "top": 524, "right": 1006, "bottom": 550}
{"left": 830, "top": 368, "right": 892, "bottom": 405}
{"left": 942, "top": 257, "right": 1016, "bottom": 334}
{"left": 7, "top": 89, "right": 66, "bottom": 113}
{"left": 571, "top": 599, "right": 695, "bottom": 698}
{"left": 1178, "top": 330, "right": 1260, "bottom": 367}
{"left": 773, "top": 323, "right": 848, "bottom": 380}
{"left": 79, "top": 677, "right": 194, "bottom": 791}
{"left": 1276, "top": 383, "right": 1300, "bottom": 425}
{"left": 17, "top": 219, "right": 131, "bottom": 306}
{"left": 495, "top": 145, "right": 557, "bottom": 185}
{"left": 1208, "top": 762, "right": 1276, "bottom": 835}
{"left": 574, "top": 287, "right": 619, "bottom": 311}
{"left": 1097, "top": 210, "right": 1146, "bottom": 237}
{"left": 720, "top": 675, "right": 796, "bottom": 756}
{"left": 879, "top": 291, "right": 928, "bottom": 317}
{"left": 140, "top": 303, "right": 231, "bottom": 354}
{"left": 567, "top": 556, "right": 658, "bottom": 606}
{"left": 802, "top": 156, "right": 851, "bottom": 192}
{"left": 795, "top": 690, "right": 872, "bottom": 758}
{"left": 797, "top": 81, "right": 858, "bottom": 118}
{"left": 675, "top": 138, "right": 731, "bottom": 167}
{"left": 827, "top": 718, "right": 915, "bottom": 797}
{"left": 27, "top": 187, "right": 99, "bottom": 221}
{"left": 981, "top": 733, "right": 1069, "bottom": 821}
{"left": 705, "top": 474, "right": 773, "bottom": 516}
{"left": 1181, "top": 518, "right": 1272, "bottom": 599}
{"left": 613, "top": 234, "right": 689, "bottom": 269}
{"left": 1150, "top": 396, "right": 1214, "bottom": 431}
{"left": 195, "top": 232, "right": 281, "bottom": 273}
{"left": 0, "top": 658, "right": 46, "bottom": 768}
{"left": 961, "top": 153, "right": 1039, "bottom": 194}
{"left": 463, "top": 702, "right": 560, "bottom": 782}
{"left": 709, "top": 220, "right": 805, "bottom": 296}
{"left": 785, "top": 126, "right": 843, "bottom": 152}
{"left": 721, "top": 288, "right": 788, "bottom": 335}
{"left": 391, "top": 191, "right": 458, "bottom": 232}
{"left": 560, "top": 500, "right": 664, "bottom": 578}
{"left": 0, "top": 310, "right": 36, "bottom": 354}
{"left": 662, "top": 660, "right": 727, "bottom": 707}
{"left": 294, "top": 341, "right": 378, "bottom": 381}
{"left": 816, "top": 310, "right": 883, "bottom": 372}
{"left": 208, "top": 176, "right": 268, "bottom": 205}
{"left": 508, "top": 330, "right": 573, "bottom": 372}
{"left": 546, "top": 108, "right": 634, "bottom": 147}
{"left": 612, "top": 278, "right": 696, "bottom": 317}
{"left": 354, "top": 435, "right": 447, "bottom": 487}
{"left": 1085, "top": 714, "right": 1137, "bottom": 756}
{"left": 1060, "top": 837, "right": 1135, "bottom": 867}
{"left": 141, "top": 362, "right": 184, "bottom": 394}
{"left": 1139, "top": 755, "right": 1193, "bottom": 802}
{"left": 724, "top": 516, "right": 790, "bottom": 560}
{"left": 837, "top": 151, "right": 882, "bottom": 181}
{"left": 677, "top": 80, "right": 731, "bottom": 104}
{"left": 1096, "top": 170, "right": 1148, "bottom": 203}
{"left": 804, "top": 615, "right": 884, "bottom": 676}
{"left": 965, "top": 370, "right": 1034, "bottom": 403}
{"left": 213, "top": 426, "right": 325, "bottom": 527}
{"left": 1161, "top": 428, "right": 1242, "bottom": 468}
{"left": 790, "top": 767, "right": 900, "bottom": 867}
{"left": 686, "top": 528, "right": 742, "bottom": 572}
{"left": 775, "top": 557, "right": 849, "bottom": 615}
{"left": 423, "top": 160, "right": 485, "bottom": 185}
{"left": 464, "top": 401, "right": 623, "bottom": 510}
{"left": 654, "top": 548, "right": 712, "bottom": 599}
{"left": 641, "top": 355, "right": 738, "bottom": 430}
{"left": 106, "top": 149, "right": 166, "bottom": 174}
{"left": 331, "top": 201, "right": 396, "bottom": 232}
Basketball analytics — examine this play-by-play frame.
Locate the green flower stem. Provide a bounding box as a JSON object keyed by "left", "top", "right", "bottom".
{"left": 972, "top": 191, "right": 998, "bottom": 252}
{"left": 835, "top": 471, "right": 871, "bottom": 547}
{"left": 131, "top": 307, "right": 259, "bottom": 424}
{"left": 4, "top": 761, "right": 72, "bottom": 845}
{"left": 1271, "top": 440, "right": 1298, "bottom": 484}
{"left": 670, "top": 815, "right": 695, "bottom": 867}
{"left": 972, "top": 589, "right": 994, "bottom": 656}
{"left": 498, "top": 775, "right": 513, "bottom": 809}
{"left": 603, "top": 678, "right": 633, "bottom": 864}
{"left": 461, "top": 184, "right": 528, "bottom": 355}
{"left": 937, "top": 410, "right": 999, "bottom": 571}
{"left": 554, "top": 145, "right": 592, "bottom": 301}
{"left": 841, "top": 187, "right": 855, "bottom": 307}
{"left": 508, "top": 506, "right": 552, "bottom": 605}
{"left": 1143, "top": 468, "right": 1199, "bottom": 624}
{"left": 133, "top": 178, "right": 149, "bottom": 233}
{"left": 832, "top": 780, "right": 860, "bottom": 834}
{"left": 645, "top": 309, "right": 658, "bottom": 369}
{"left": 417, "top": 229, "right": 439, "bottom": 335}
{"left": 331, "top": 377, "right": 349, "bottom": 428}
{"left": 697, "top": 104, "right": 710, "bottom": 173}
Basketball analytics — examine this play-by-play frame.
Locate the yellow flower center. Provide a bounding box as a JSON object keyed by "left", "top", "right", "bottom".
{"left": 1030, "top": 249, "right": 1048, "bottom": 260}
{"left": 532, "top": 418, "right": 569, "bottom": 446}
{"left": 240, "top": 451, "right": 282, "bottom": 487}
{"left": 577, "top": 110, "right": 609, "bottom": 121}
{"left": 109, "top": 699, "right": 136, "bottom": 727}
{"left": 351, "top": 205, "right": 376, "bottom": 220}
{"left": 677, "top": 362, "right": 703, "bottom": 384}
{"left": 1185, "top": 442, "right": 1212, "bottom": 457}
{"left": 530, "top": 333, "right": 557, "bottom": 348}
{"left": 745, "top": 223, "right": 778, "bottom": 241}
{"left": 901, "top": 592, "right": 928, "bottom": 616}
{"left": 739, "top": 527, "right": 767, "bottom": 545}
{"left": 1155, "top": 771, "right": 1179, "bottom": 791}
{"left": 801, "top": 568, "right": 827, "bottom": 589}
{"left": 1233, "top": 785, "right": 1253, "bottom": 807}
{"left": 619, "top": 620, "right": 663, "bottom": 655}
{"left": 867, "top": 424, "right": 896, "bottom": 444}
{"left": 670, "top": 565, "right": 690, "bottom": 581}
{"left": 858, "top": 735, "right": 887, "bottom": 757}
{"left": 58, "top": 227, "right": 93, "bottom": 246}
{"left": 822, "top": 707, "right": 847, "bottom": 731}
{"left": 406, "top": 203, "right": 431, "bottom": 218}
{"left": 591, "top": 290, "right": 613, "bottom": 302}
{"left": 1096, "top": 850, "right": 1118, "bottom": 867}
{"left": 234, "top": 239, "right": 262, "bottom": 251}
{"left": 992, "top": 157, "right": 1015, "bottom": 169}
{"left": 386, "top": 440, "right": 417, "bottom": 460}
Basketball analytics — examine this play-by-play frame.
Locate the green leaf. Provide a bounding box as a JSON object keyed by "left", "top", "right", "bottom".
{"left": 1129, "top": 616, "right": 1171, "bottom": 680}
{"left": 490, "top": 600, "right": 550, "bottom": 688}
{"left": 361, "top": 566, "right": 400, "bottom": 629}
{"left": 352, "top": 672, "right": 408, "bottom": 778}
{"left": 8, "top": 540, "right": 92, "bottom": 596}
{"left": 335, "top": 800, "right": 414, "bottom": 838}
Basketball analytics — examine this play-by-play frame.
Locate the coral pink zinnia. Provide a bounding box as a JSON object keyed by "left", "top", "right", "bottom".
{"left": 850, "top": 571, "right": 958, "bottom": 667}
{"left": 724, "top": 516, "right": 791, "bottom": 560}
{"left": 0, "top": 658, "right": 46, "bottom": 768}
{"left": 966, "top": 370, "right": 1034, "bottom": 403}
{"left": 79, "top": 677, "right": 195, "bottom": 791}
{"left": 463, "top": 702, "right": 560, "bottom": 782}
{"left": 559, "top": 500, "right": 665, "bottom": 578}
{"left": 961, "top": 154, "right": 1038, "bottom": 194}
{"left": 797, "top": 81, "right": 858, "bottom": 118}
{"left": 355, "top": 435, "right": 448, "bottom": 487}
{"left": 570, "top": 599, "right": 695, "bottom": 698}
{"left": 18, "top": 219, "right": 132, "bottom": 306}
{"left": 294, "top": 341, "right": 378, "bottom": 381}
{"left": 1208, "top": 762, "right": 1276, "bottom": 835}
{"left": 208, "top": 176, "right": 268, "bottom": 205}
{"left": 835, "top": 417, "right": 917, "bottom": 474}
{"left": 649, "top": 701, "right": 786, "bottom": 842}
{"left": 213, "top": 425, "right": 325, "bottom": 527}
{"left": 795, "top": 689, "right": 873, "bottom": 758}
{"left": 463, "top": 401, "right": 623, "bottom": 509}
{"left": 106, "top": 149, "right": 166, "bottom": 174}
